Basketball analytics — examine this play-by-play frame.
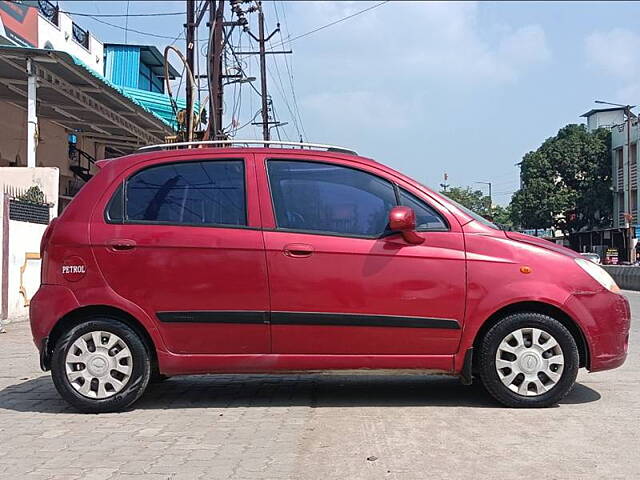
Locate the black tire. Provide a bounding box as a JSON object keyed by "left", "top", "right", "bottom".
{"left": 477, "top": 312, "right": 579, "bottom": 408}
{"left": 51, "top": 317, "right": 151, "bottom": 413}
{"left": 150, "top": 373, "right": 170, "bottom": 383}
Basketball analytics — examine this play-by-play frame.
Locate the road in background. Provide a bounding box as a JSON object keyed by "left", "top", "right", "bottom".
{"left": 0, "top": 292, "right": 638, "bottom": 479}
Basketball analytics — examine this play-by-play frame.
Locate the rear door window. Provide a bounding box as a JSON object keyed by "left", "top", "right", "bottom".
{"left": 107, "top": 160, "right": 246, "bottom": 226}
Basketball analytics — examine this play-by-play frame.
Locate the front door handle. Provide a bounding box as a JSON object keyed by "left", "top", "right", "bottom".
{"left": 283, "top": 243, "right": 314, "bottom": 258}
{"left": 108, "top": 239, "right": 136, "bottom": 251}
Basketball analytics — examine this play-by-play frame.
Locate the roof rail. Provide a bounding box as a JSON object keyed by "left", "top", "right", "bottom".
{"left": 138, "top": 139, "right": 358, "bottom": 155}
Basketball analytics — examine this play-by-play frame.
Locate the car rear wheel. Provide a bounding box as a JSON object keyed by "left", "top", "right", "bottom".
{"left": 478, "top": 312, "right": 579, "bottom": 408}
{"left": 51, "top": 318, "right": 151, "bottom": 413}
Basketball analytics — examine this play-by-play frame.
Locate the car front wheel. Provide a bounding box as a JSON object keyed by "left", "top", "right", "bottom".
{"left": 51, "top": 318, "right": 151, "bottom": 413}
{"left": 478, "top": 312, "right": 579, "bottom": 408}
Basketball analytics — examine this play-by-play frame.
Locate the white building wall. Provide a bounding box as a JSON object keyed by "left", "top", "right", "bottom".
{"left": 6, "top": 219, "right": 46, "bottom": 320}
{"left": 37, "top": 11, "right": 104, "bottom": 74}
{"left": 0, "top": 167, "right": 59, "bottom": 216}
{"left": 611, "top": 122, "right": 640, "bottom": 228}
{"left": 0, "top": 167, "right": 59, "bottom": 321}
{"left": 587, "top": 110, "right": 625, "bottom": 132}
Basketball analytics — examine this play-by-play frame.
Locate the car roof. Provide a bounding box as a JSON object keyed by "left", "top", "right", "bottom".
{"left": 96, "top": 147, "right": 381, "bottom": 170}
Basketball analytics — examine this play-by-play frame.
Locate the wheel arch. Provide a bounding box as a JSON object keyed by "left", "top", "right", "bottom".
{"left": 471, "top": 301, "right": 590, "bottom": 369}
{"left": 44, "top": 305, "right": 159, "bottom": 375}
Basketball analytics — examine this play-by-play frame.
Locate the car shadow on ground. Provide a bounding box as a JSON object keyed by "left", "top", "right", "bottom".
{"left": 0, "top": 374, "right": 601, "bottom": 414}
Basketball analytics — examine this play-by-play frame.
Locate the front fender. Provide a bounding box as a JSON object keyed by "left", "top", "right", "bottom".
{"left": 454, "top": 279, "right": 575, "bottom": 373}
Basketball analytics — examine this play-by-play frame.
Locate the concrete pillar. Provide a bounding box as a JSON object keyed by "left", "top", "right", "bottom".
{"left": 1, "top": 193, "right": 8, "bottom": 321}
{"left": 26, "top": 58, "right": 38, "bottom": 168}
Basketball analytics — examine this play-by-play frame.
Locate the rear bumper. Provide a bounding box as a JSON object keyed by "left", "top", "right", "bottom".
{"left": 39, "top": 336, "right": 50, "bottom": 371}
{"left": 564, "top": 291, "right": 630, "bottom": 372}
{"left": 29, "top": 284, "right": 80, "bottom": 364}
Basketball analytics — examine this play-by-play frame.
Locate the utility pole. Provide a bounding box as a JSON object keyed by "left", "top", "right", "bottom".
{"left": 596, "top": 100, "right": 637, "bottom": 263}
{"left": 239, "top": 1, "right": 292, "bottom": 142}
{"left": 208, "top": 0, "right": 225, "bottom": 139}
{"left": 257, "top": 5, "right": 269, "bottom": 142}
{"left": 185, "top": 0, "right": 196, "bottom": 140}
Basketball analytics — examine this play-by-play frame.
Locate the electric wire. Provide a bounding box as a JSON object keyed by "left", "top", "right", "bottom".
{"left": 60, "top": 11, "right": 184, "bottom": 18}
{"left": 81, "top": 15, "right": 188, "bottom": 40}
{"left": 274, "top": 1, "right": 307, "bottom": 141}
{"left": 253, "top": 25, "right": 300, "bottom": 142}
{"left": 77, "top": 1, "right": 390, "bottom": 48}
{"left": 267, "top": 1, "right": 390, "bottom": 51}
{"left": 164, "top": 46, "right": 197, "bottom": 141}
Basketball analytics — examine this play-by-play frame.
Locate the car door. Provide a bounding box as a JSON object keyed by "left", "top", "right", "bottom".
{"left": 257, "top": 155, "right": 466, "bottom": 355}
{"left": 90, "top": 153, "right": 270, "bottom": 354}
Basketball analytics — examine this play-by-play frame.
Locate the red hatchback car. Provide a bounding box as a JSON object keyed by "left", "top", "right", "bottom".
{"left": 30, "top": 141, "right": 630, "bottom": 412}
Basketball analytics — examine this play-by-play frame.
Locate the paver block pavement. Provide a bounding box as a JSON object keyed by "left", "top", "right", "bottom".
{"left": 1, "top": 293, "right": 639, "bottom": 479}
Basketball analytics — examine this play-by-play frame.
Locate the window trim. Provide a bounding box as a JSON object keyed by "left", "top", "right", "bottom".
{"left": 265, "top": 158, "right": 450, "bottom": 240}
{"left": 104, "top": 179, "right": 124, "bottom": 223}
{"left": 395, "top": 185, "right": 450, "bottom": 232}
{"left": 104, "top": 158, "right": 249, "bottom": 229}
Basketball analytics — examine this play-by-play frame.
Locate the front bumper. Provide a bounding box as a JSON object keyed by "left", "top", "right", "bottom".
{"left": 564, "top": 291, "right": 630, "bottom": 372}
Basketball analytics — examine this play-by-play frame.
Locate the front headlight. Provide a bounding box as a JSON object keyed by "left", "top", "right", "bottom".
{"left": 575, "top": 258, "right": 620, "bottom": 293}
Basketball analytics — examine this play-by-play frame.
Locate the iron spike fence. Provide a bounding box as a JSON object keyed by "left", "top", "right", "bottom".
{"left": 2, "top": 185, "right": 51, "bottom": 225}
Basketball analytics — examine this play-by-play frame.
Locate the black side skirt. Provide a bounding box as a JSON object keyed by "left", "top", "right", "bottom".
{"left": 157, "top": 311, "right": 460, "bottom": 329}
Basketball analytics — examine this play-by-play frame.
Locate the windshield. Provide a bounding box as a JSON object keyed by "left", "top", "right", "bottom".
{"left": 440, "top": 194, "right": 499, "bottom": 230}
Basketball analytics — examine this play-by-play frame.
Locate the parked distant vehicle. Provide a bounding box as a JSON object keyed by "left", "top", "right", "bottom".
{"left": 30, "top": 141, "right": 630, "bottom": 412}
{"left": 580, "top": 252, "right": 601, "bottom": 264}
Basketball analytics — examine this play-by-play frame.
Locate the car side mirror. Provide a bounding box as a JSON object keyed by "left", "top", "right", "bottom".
{"left": 389, "top": 206, "right": 424, "bottom": 245}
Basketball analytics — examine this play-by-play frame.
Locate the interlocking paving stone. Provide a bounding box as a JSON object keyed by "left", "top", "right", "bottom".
{"left": 0, "top": 292, "right": 639, "bottom": 479}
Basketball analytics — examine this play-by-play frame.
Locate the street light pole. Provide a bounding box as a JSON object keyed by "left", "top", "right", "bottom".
{"left": 475, "top": 181, "right": 492, "bottom": 212}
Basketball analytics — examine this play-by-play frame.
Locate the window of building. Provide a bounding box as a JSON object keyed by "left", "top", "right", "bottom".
{"left": 138, "top": 63, "right": 163, "bottom": 93}
{"left": 617, "top": 148, "right": 624, "bottom": 170}
{"left": 267, "top": 160, "right": 396, "bottom": 238}
{"left": 116, "top": 160, "right": 246, "bottom": 226}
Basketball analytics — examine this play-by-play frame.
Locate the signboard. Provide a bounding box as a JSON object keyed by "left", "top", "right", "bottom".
{"left": 0, "top": 1, "right": 38, "bottom": 48}
{"left": 605, "top": 248, "right": 619, "bottom": 265}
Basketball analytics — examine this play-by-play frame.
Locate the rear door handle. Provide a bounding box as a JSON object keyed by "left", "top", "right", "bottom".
{"left": 108, "top": 239, "right": 136, "bottom": 251}
{"left": 283, "top": 243, "right": 314, "bottom": 258}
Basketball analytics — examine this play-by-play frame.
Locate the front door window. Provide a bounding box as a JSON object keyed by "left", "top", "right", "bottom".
{"left": 267, "top": 160, "right": 397, "bottom": 238}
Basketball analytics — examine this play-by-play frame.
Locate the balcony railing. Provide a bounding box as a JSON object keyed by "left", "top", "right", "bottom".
{"left": 619, "top": 210, "right": 638, "bottom": 226}
{"left": 38, "top": 0, "right": 59, "bottom": 26}
{"left": 72, "top": 22, "right": 90, "bottom": 50}
{"left": 617, "top": 167, "right": 624, "bottom": 191}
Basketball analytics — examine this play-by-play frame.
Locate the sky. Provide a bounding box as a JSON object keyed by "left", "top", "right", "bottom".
{"left": 58, "top": 1, "right": 640, "bottom": 205}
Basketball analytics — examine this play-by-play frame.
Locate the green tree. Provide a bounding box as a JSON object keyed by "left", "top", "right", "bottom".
{"left": 491, "top": 204, "right": 513, "bottom": 228}
{"left": 510, "top": 124, "right": 612, "bottom": 234}
{"left": 441, "top": 186, "right": 490, "bottom": 216}
{"left": 17, "top": 185, "right": 46, "bottom": 205}
{"left": 440, "top": 186, "right": 514, "bottom": 227}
